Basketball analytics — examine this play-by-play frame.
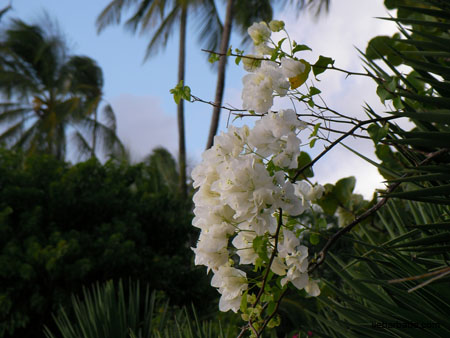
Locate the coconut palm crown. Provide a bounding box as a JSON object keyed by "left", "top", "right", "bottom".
{"left": 0, "top": 19, "right": 124, "bottom": 160}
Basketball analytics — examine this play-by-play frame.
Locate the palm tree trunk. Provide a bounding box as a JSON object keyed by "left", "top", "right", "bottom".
{"left": 92, "top": 108, "right": 97, "bottom": 158}
{"left": 205, "top": 0, "right": 234, "bottom": 150}
{"left": 178, "top": 5, "right": 187, "bottom": 198}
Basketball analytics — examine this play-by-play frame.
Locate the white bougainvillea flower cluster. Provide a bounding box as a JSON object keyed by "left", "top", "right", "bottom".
{"left": 242, "top": 61, "right": 290, "bottom": 114}
{"left": 241, "top": 21, "right": 310, "bottom": 114}
{"left": 191, "top": 109, "right": 322, "bottom": 312}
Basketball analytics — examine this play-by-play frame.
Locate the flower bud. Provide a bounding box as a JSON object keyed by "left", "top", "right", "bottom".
{"left": 269, "top": 20, "right": 285, "bottom": 32}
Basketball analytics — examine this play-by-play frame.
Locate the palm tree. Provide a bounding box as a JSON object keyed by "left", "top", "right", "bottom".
{"left": 0, "top": 19, "right": 124, "bottom": 160}
{"left": 97, "top": 0, "right": 222, "bottom": 198}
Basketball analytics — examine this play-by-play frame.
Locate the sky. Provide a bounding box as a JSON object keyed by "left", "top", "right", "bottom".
{"left": 4, "top": 0, "right": 400, "bottom": 198}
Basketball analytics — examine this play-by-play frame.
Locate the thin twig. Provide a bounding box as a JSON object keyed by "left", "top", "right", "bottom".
{"left": 257, "top": 288, "right": 288, "bottom": 336}
{"left": 253, "top": 208, "right": 283, "bottom": 307}
{"left": 201, "top": 48, "right": 280, "bottom": 64}
{"left": 190, "top": 94, "right": 246, "bottom": 112}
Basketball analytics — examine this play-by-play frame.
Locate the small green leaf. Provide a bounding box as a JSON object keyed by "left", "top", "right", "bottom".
{"left": 235, "top": 56, "right": 242, "bottom": 65}
{"left": 367, "top": 123, "right": 389, "bottom": 144}
{"left": 334, "top": 176, "right": 356, "bottom": 206}
{"left": 313, "top": 55, "right": 334, "bottom": 77}
{"left": 182, "top": 85, "right": 191, "bottom": 101}
{"left": 309, "top": 86, "right": 321, "bottom": 96}
{"left": 296, "top": 152, "right": 314, "bottom": 178}
{"left": 292, "top": 44, "right": 312, "bottom": 54}
{"left": 309, "top": 138, "right": 317, "bottom": 148}
{"left": 310, "top": 233, "right": 320, "bottom": 245}
{"left": 393, "top": 96, "right": 404, "bottom": 109}
{"left": 226, "top": 46, "right": 232, "bottom": 56}
{"left": 310, "top": 123, "right": 321, "bottom": 138}
{"left": 318, "top": 218, "right": 327, "bottom": 228}
{"left": 208, "top": 53, "right": 220, "bottom": 63}
{"left": 240, "top": 290, "right": 248, "bottom": 313}
{"left": 376, "top": 84, "right": 394, "bottom": 103}
{"left": 277, "top": 37, "right": 287, "bottom": 49}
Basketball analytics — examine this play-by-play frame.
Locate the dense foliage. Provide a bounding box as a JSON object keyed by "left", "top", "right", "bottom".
{"left": 0, "top": 148, "right": 214, "bottom": 338}
{"left": 289, "top": 0, "right": 450, "bottom": 336}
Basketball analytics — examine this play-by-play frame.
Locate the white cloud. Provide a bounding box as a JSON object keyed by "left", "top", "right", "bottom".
{"left": 111, "top": 93, "right": 178, "bottom": 162}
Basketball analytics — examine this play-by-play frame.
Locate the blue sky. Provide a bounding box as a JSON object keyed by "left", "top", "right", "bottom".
{"left": 4, "top": 0, "right": 399, "bottom": 197}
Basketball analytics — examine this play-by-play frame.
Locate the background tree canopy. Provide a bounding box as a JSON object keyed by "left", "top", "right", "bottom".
{"left": 0, "top": 148, "right": 215, "bottom": 338}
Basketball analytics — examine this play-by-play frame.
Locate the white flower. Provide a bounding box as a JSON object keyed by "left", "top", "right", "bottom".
{"left": 211, "top": 266, "right": 248, "bottom": 312}
{"left": 213, "top": 155, "right": 275, "bottom": 221}
{"left": 248, "top": 109, "right": 303, "bottom": 159}
{"left": 242, "top": 61, "right": 289, "bottom": 113}
{"left": 281, "top": 266, "right": 309, "bottom": 290}
{"left": 280, "top": 244, "right": 309, "bottom": 289}
{"left": 276, "top": 180, "right": 306, "bottom": 216}
{"left": 232, "top": 231, "right": 258, "bottom": 265}
{"left": 305, "top": 279, "right": 321, "bottom": 297}
{"left": 281, "top": 57, "right": 306, "bottom": 78}
{"left": 278, "top": 229, "right": 300, "bottom": 257}
{"left": 213, "top": 125, "right": 249, "bottom": 158}
{"left": 270, "top": 256, "right": 287, "bottom": 275}
{"left": 248, "top": 21, "right": 271, "bottom": 46}
{"left": 294, "top": 182, "right": 325, "bottom": 202}
{"left": 255, "top": 43, "right": 275, "bottom": 56}
{"left": 272, "top": 133, "right": 301, "bottom": 169}
{"left": 192, "top": 228, "right": 231, "bottom": 272}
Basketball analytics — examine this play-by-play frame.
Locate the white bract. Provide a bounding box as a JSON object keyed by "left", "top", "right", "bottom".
{"left": 242, "top": 61, "right": 289, "bottom": 114}
{"left": 248, "top": 21, "right": 271, "bottom": 46}
{"left": 191, "top": 20, "right": 322, "bottom": 314}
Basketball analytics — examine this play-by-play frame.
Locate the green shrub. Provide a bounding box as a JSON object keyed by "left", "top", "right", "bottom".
{"left": 0, "top": 149, "right": 215, "bottom": 337}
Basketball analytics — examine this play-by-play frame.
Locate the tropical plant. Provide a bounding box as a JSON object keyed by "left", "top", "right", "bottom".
{"left": 0, "top": 18, "right": 123, "bottom": 160}
{"left": 44, "top": 280, "right": 239, "bottom": 338}
{"left": 288, "top": 0, "right": 450, "bottom": 336}
{"left": 96, "top": 0, "right": 223, "bottom": 197}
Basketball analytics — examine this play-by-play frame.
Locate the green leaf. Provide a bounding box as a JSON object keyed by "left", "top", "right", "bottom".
{"left": 367, "top": 123, "right": 389, "bottom": 144}
{"left": 317, "top": 184, "right": 339, "bottom": 215}
{"left": 310, "top": 123, "right": 321, "bottom": 138}
{"left": 292, "top": 44, "right": 312, "bottom": 54}
{"left": 392, "top": 96, "right": 404, "bottom": 109}
{"left": 309, "top": 86, "right": 321, "bottom": 96}
{"left": 296, "top": 152, "right": 314, "bottom": 178}
{"left": 376, "top": 84, "right": 394, "bottom": 103}
{"left": 252, "top": 236, "right": 269, "bottom": 262}
{"left": 334, "top": 177, "right": 356, "bottom": 206}
{"left": 310, "top": 233, "right": 320, "bottom": 245}
{"left": 240, "top": 290, "right": 248, "bottom": 313}
{"left": 312, "top": 55, "right": 334, "bottom": 77}
{"left": 208, "top": 53, "right": 220, "bottom": 63}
